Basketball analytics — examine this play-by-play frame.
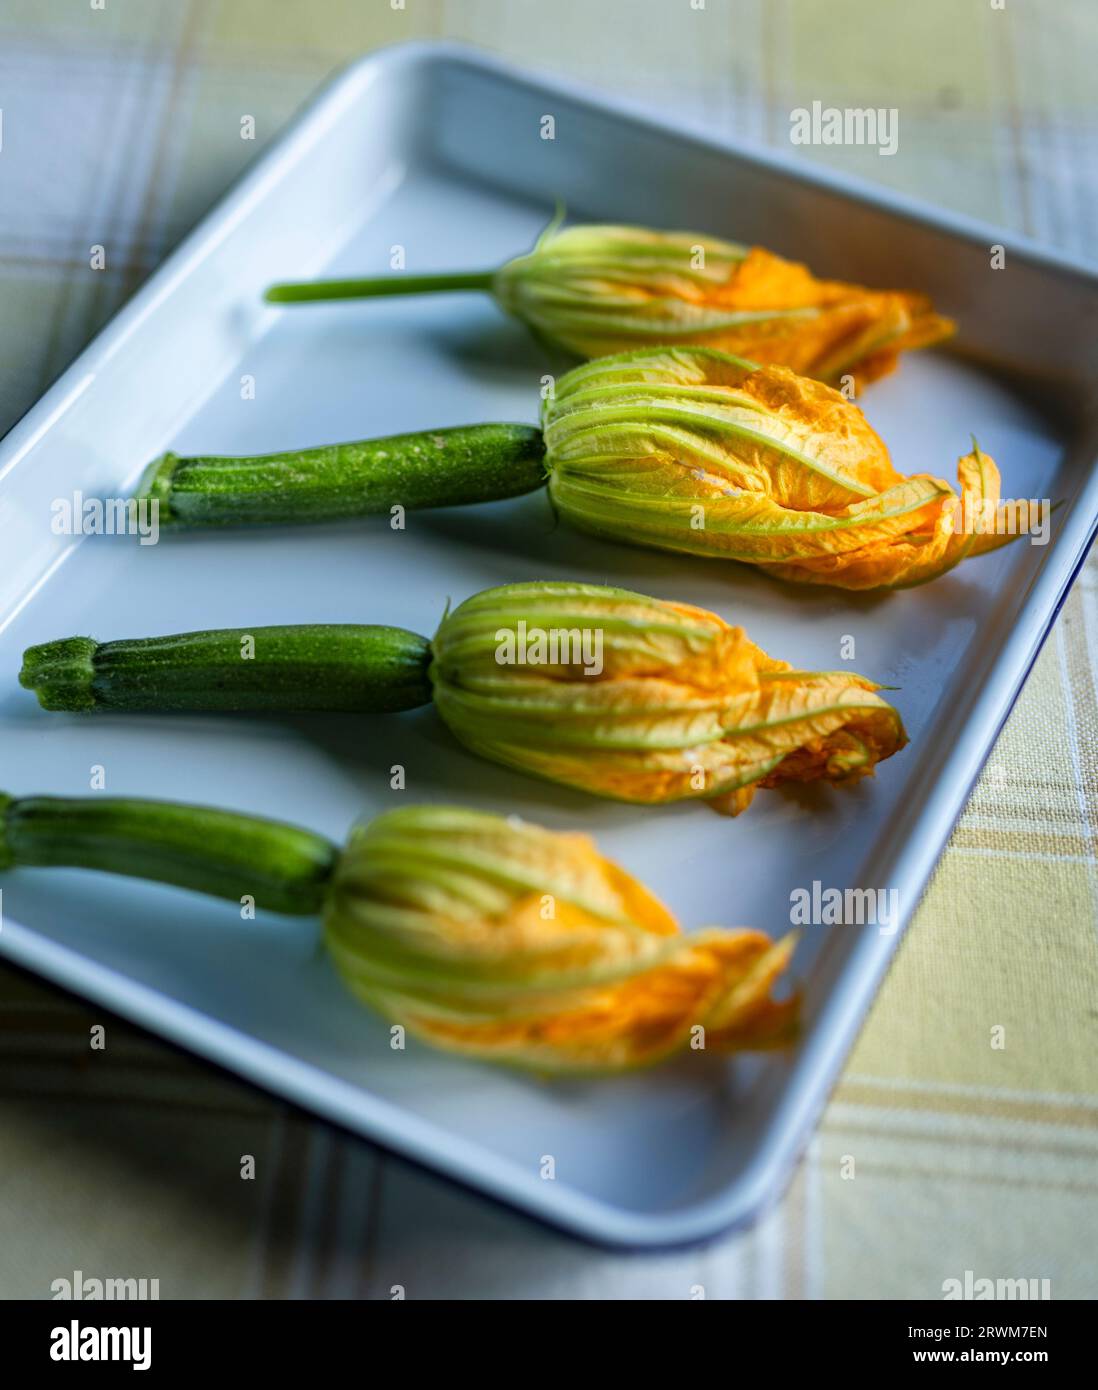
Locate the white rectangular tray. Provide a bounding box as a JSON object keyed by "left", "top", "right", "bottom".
{"left": 2, "top": 42, "right": 1096, "bottom": 1247}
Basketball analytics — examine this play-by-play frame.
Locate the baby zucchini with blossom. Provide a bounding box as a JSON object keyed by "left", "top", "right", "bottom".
{"left": 0, "top": 796, "right": 795, "bottom": 1072}
{"left": 130, "top": 347, "right": 1031, "bottom": 592}
{"left": 265, "top": 221, "right": 953, "bottom": 385}
{"left": 20, "top": 582, "right": 906, "bottom": 817}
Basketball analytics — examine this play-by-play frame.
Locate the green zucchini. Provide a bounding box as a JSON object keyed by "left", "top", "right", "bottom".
{"left": 0, "top": 792, "right": 337, "bottom": 915}
{"left": 136, "top": 422, "right": 547, "bottom": 528}
{"left": 19, "top": 625, "right": 433, "bottom": 715}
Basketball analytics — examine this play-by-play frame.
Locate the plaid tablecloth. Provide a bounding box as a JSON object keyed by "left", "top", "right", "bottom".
{"left": 1, "top": 0, "right": 1096, "bottom": 1299}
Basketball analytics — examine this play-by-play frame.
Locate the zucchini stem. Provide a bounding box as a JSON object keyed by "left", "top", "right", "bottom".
{"left": 264, "top": 270, "right": 497, "bottom": 303}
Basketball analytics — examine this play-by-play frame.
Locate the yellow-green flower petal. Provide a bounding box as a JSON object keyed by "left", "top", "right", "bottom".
{"left": 429, "top": 581, "right": 907, "bottom": 811}
{"left": 323, "top": 805, "right": 797, "bottom": 1072}
{"left": 494, "top": 225, "right": 953, "bottom": 383}
{"left": 545, "top": 348, "right": 1032, "bottom": 590}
